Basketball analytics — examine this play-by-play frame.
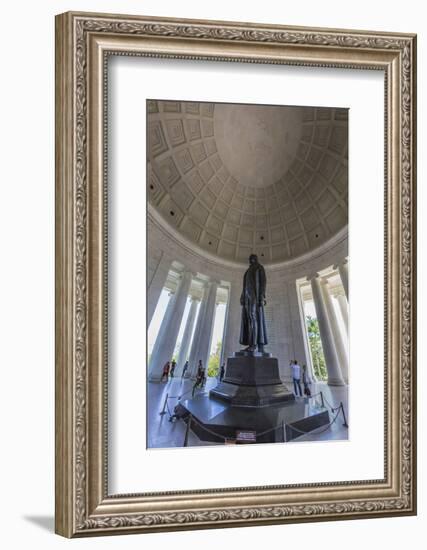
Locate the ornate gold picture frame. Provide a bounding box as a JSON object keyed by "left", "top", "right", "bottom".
{"left": 55, "top": 11, "right": 416, "bottom": 537}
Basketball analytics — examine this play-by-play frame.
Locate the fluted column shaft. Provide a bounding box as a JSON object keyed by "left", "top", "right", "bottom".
{"left": 219, "top": 290, "right": 230, "bottom": 368}
{"left": 148, "top": 271, "right": 192, "bottom": 381}
{"left": 310, "top": 276, "right": 344, "bottom": 386}
{"left": 338, "top": 260, "right": 349, "bottom": 300}
{"left": 221, "top": 281, "right": 242, "bottom": 363}
{"left": 336, "top": 293, "right": 349, "bottom": 335}
{"left": 323, "top": 284, "right": 349, "bottom": 384}
{"left": 147, "top": 253, "right": 171, "bottom": 327}
{"left": 194, "top": 281, "right": 218, "bottom": 376}
{"left": 188, "top": 281, "right": 218, "bottom": 377}
{"left": 176, "top": 298, "right": 199, "bottom": 374}
{"left": 187, "top": 284, "right": 209, "bottom": 378}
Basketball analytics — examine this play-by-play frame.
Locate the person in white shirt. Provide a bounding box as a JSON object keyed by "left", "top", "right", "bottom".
{"left": 291, "top": 360, "right": 302, "bottom": 397}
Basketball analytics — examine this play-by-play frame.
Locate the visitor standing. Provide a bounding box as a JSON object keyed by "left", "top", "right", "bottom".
{"left": 196, "top": 360, "right": 203, "bottom": 379}
{"left": 181, "top": 360, "right": 189, "bottom": 378}
{"left": 302, "top": 364, "right": 312, "bottom": 397}
{"left": 160, "top": 361, "right": 170, "bottom": 382}
{"left": 170, "top": 359, "right": 176, "bottom": 378}
{"left": 291, "top": 360, "right": 302, "bottom": 397}
{"left": 192, "top": 360, "right": 204, "bottom": 395}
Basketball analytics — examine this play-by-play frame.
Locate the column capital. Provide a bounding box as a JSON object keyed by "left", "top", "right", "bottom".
{"left": 306, "top": 272, "right": 320, "bottom": 282}
{"left": 309, "top": 273, "right": 344, "bottom": 386}
{"left": 335, "top": 258, "right": 349, "bottom": 299}
{"left": 333, "top": 258, "right": 349, "bottom": 270}
{"left": 331, "top": 287, "right": 346, "bottom": 298}
{"left": 179, "top": 269, "right": 194, "bottom": 280}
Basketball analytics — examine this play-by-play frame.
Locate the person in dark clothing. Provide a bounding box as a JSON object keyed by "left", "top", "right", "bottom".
{"left": 181, "top": 360, "right": 189, "bottom": 378}
{"left": 196, "top": 360, "right": 203, "bottom": 379}
{"left": 219, "top": 363, "right": 225, "bottom": 381}
{"left": 192, "top": 360, "right": 205, "bottom": 395}
{"left": 302, "top": 364, "right": 312, "bottom": 397}
{"left": 170, "top": 359, "right": 176, "bottom": 377}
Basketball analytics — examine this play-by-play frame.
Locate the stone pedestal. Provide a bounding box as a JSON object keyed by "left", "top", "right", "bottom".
{"left": 209, "top": 351, "right": 295, "bottom": 407}
{"left": 175, "top": 394, "right": 329, "bottom": 444}
{"left": 176, "top": 351, "right": 330, "bottom": 445}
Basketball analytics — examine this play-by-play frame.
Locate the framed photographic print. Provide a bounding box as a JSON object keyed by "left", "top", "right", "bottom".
{"left": 55, "top": 11, "right": 417, "bottom": 537}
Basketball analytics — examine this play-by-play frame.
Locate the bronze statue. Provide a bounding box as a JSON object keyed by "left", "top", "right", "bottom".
{"left": 240, "top": 254, "right": 268, "bottom": 352}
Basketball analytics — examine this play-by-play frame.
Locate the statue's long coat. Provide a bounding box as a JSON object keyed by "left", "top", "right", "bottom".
{"left": 239, "top": 262, "right": 268, "bottom": 346}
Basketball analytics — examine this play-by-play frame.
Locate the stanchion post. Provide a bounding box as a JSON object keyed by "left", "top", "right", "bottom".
{"left": 159, "top": 393, "right": 169, "bottom": 416}
{"left": 340, "top": 402, "right": 349, "bottom": 427}
{"left": 183, "top": 414, "right": 192, "bottom": 447}
{"left": 320, "top": 391, "right": 325, "bottom": 408}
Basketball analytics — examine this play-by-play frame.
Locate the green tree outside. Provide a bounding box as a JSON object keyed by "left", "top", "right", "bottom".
{"left": 207, "top": 340, "right": 222, "bottom": 377}
{"left": 306, "top": 315, "right": 328, "bottom": 381}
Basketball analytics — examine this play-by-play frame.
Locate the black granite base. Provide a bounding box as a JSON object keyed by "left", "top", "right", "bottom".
{"left": 209, "top": 353, "right": 294, "bottom": 407}
{"left": 176, "top": 394, "right": 330, "bottom": 444}
{"left": 174, "top": 352, "right": 329, "bottom": 444}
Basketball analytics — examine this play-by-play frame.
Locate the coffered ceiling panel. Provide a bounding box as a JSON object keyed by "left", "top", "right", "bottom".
{"left": 147, "top": 100, "right": 348, "bottom": 264}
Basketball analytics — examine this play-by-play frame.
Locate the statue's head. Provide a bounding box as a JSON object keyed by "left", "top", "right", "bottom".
{"left": 249, "top": 254, "right": 258, "bottom": 265}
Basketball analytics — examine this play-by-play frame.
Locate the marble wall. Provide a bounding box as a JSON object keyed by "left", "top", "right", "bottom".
{"left": 148, "top": 213, "right": 348, "bottom": 382}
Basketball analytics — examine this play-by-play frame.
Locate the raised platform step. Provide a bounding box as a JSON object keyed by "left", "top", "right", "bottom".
{"left": 176, "top": 394, "right": 330, "bottom": 444}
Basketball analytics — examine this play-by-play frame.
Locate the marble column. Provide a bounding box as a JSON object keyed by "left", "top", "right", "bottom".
{"left": 218, "top": 293, "right": 230, "bottom": 372}
{"left": 148, "top": 270, "right": 192, "bottom": 381}
{"left": 194, "top": 280, "right": 219, "bottom": 376}
{"left": 336, "top": 292, "right": 349, "bottom": 335}
{"left": 221, "top": 280, "right": 242, "bottom": 363}
{"left": 147, "top": 253, "right": 172, "bottom": 327}
{"left": 187, "top": 283, "right": 209, "bottom": 378}
{"left": 187, "top": 280, "right": 218, "bottom": 378}
{"left": 176, "top": 297, "right": 199, "bottom": 374}
{"left": 310, "top": 275, "right": 344, "bottom": 386}
{"left": 337, "top": 259, "right": 349, "bottom": 300}
{"left": 288, "top": 281, "right": 312, "bottom": 380}
{"left": 219, "top": 288, "right": 230, "bottom": 367}
{"left": 323, "top": 282, "right": 349, "bottom": 384}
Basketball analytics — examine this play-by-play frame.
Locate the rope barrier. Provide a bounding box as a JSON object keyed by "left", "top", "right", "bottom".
{"left": 165, "top": 399, "right": 173, "bottom": 418}
{"left": 161, "top": 385, "right": 348, "bottom": 442}
{"left": 158, "top": 384, "right": 205, "bottom": 417}
{"left": 180, "top": 396, "right": 348, "bottom": 442}
{"left": 188, "top": 415, "right": 227, "bottom": 441}
{"left": 285, "top": 406, "right": 342, "bottom": 437}
{"left": 255, "top": 422, "right": 287, "bottom": 438}
{"left": 321, "top": 393, "right": 337, "bottom": 411}
{"left": 158, "top": 392, "right": 169, "bottom": 416}
{"left": 178, "top": 388, "right": 194, "bottom": 399}
{"left": 304, "top": 391, "right": 348, "bottom": 426}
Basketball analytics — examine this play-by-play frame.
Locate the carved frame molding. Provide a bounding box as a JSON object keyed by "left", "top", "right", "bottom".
{"left": 55, "top": 11, "right": 416, "bottom": 537}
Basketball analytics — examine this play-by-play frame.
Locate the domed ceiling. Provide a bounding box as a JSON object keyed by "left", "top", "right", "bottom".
{"left": 147, "top": 100, "right": 348, "bottom": 264}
